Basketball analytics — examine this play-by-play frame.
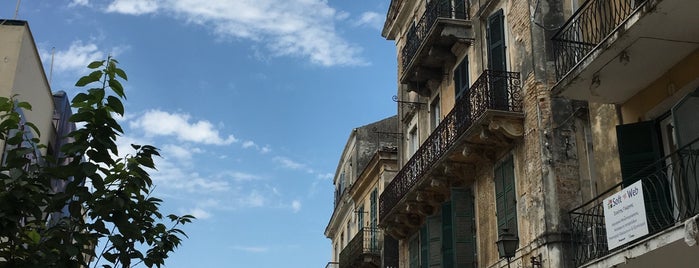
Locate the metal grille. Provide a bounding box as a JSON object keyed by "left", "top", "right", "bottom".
{"left": 379, "top": 70, "right": 522, "bottom": 223}
{"left": 569, "top": 137, "right": 699, "bottom": 266}
{"left": 339, "top": 228, "right": 381, "bottom": 268}
{"left": 553, "top": 0, "right": 648, "bottom": 80}
{"left": 401, "top": 0, "right": 470, "bottom": 71}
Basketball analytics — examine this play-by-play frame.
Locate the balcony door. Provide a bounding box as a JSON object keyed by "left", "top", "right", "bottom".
{"left": 487, "top": 9, "right": 508, "bottom": 110}
{"left": 672, "top": 89, "right": 699, "bottom": 217}
{"left": 370, "top": 188, "right": 378, "bottom": 251}
{"left": 616, "top": 120, "right": 673, "bottom": 233}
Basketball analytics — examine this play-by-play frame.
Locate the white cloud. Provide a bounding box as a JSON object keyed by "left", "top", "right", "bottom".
{"left": 316, "top": 173, "right": 333, "bottom": 180}
{"left": 231, "top": 246, "right": 268, "bottom": 253}
{"left": 260, "top": 145, "right": 271, "bottom": 154}
{"left": 185, "top": 207, "right": 211, "bottom": 219}
{"left": 242, "top": 140, "right": 256, "bottom": 149}
{"left": 353, "top": 11, "right": 383, "bottom": 30}
{"left": 101, "top": 0, "right": 365, "bottom": 66}
{"left": 290, "top": 200, "right": 301, "bottom": 213}
{"left": 42, "top": 41, "right": 104, "bottom": 73}
{"left": 162, "top": 144, "right": 202, "bottom": 161}
{"left": 273, "top": 156, "right": 304, "bottom": 170}
{"left": 130, "top": 110, "right": 237, "bottom": 145}
{"left": 106, "top": 0, "right": 159, "bottom": 15}
{"left": 239, "top": 191, "right": 266, "bottom": 207}
{"left": 69, "top": 0, "right": 90, "bottom": 7}
{"left": 223, "top": 171, "right": 261, "bottom": 182}
{"left": 151, "top": 157, "right": 231, "bottom": 192}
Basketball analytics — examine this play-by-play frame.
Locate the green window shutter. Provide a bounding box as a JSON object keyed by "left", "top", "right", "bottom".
{"left": 504, "top": 157, "right": 517, "bottom": 236}
{"left": 428, "top": 215, "right": 442, "bottom": 267}
{"left": 420, "top": 225, "right": 429, "bottom": 268}
{"left": 442, "top": 202, "right": 454, "bottom": 268}
{"left": 454, "top": 57, "right": 469, "bottom": 98}
{"left": 495, "top": 156, "right": 517, "bottom": 237}
{"left": 487, "top": 9, "right": 506, "bottom": 72}
{"left": 487, "top": 9, "right": 508, "bottom": 109}
{"left": 370, "top": 188, "right": 378, "bottom": 250}
{"left": 616, "top": 121, "right": 662, "bottom": 184}
{"left": 357, "top": 206, "right": 364, "bottom": 231}
{"left": 616, "top": 121, "right": 671, "bottom": 232}
{"left": 410, "top": 234, "right": 420, "bottom": 268}
{"left": 452, "top": 188, "right": 477, "bottom": 267}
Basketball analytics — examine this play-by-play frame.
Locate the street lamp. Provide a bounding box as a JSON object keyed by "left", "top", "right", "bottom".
{"left": 496, "top": 229, "right": 518, "bottom": 267}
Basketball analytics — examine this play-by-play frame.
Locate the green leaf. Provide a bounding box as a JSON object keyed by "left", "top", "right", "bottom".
{"left": 108, "top": 79, "right": 125, "bottom": 98}
{"left": 114, "top": 68, "right": 128, "bottom": 80}
{"left": 72, "top": 93, "right": 90, "bottom": 103}
{"left": 16, "top": 101, "right": 32, "bottom": 110}
{"left": 24, "top": 122, "right": 40, "bottom": 137}
{"left": 75, "top": 70, "right": 103, "bottom": 87}
{"left": 87, "top": 60, "right": 105, "bottom": 69}
{"left": 26, "top": 230, "right": 40, "bottom": 244}
{"left": 106, "top": 96, "right": 124, "bottom": 116}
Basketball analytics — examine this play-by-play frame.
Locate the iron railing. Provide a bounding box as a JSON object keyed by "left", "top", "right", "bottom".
{"left": 401, "top": 0, "right": 470, "bottom": 71}
{"left": 380, "top": 70, "right": 522, "bottom": 222}
{"left": 569, "top": 137, "right": 699, "bottom": 266}
{"left": 339, "top": 228, "right": 381, "bottom": 268}
{"left": 553, "top": 0, "right": 647, "bottom": 80}
{"left": 325, "top": 262, "right": 339, "bottom": 268}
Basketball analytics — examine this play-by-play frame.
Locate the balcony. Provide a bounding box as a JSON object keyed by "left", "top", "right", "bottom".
{"left": 569, "top": 137, "right": 699, "bottom": 267}
{"left": 339, "top": 228, "right": 381, "bottom": 268}
{"left": 400, "top": 0, "right": 473, "bottom": 94}
{"left": 552, "top": 0, "right": 699, "bottom": 104}
{"left": 380, "top": 70, "right": 523, "bottom": 237}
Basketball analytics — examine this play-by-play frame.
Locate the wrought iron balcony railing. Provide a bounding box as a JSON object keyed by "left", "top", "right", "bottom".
{"left": 553, "top": 0, "right": 647, "bottom": 80}
{"left": 380, "top": 70, "right": 522, "bottom": 221}
{"left": 569, "top": 136, "right": 699, "bottom": 266}
{"left": 401, "top": 0, "right": 470, "bottom": 71}
{"left": 339, "top": 228, "right": 380, "bottom": 268}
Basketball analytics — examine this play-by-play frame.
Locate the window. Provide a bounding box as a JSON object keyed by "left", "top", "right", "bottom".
{"left": 454, "top": 57, "right": 469, "bottom": 98}
{"left": 409, "top": 234, "right": 419, "bottom": 268}
{"left": 487, "top": 9, "right": 509, "bottom": 109}
{"left": 494, "top": 155, "right": 517, "bottom": 237}
{"left": 357, "top": 205, "right": 364, "bottom": 231}
{"left": 370, "top": 188, "right": 378, "bottom": 250}
{"left": 431, "top": 96, "right": 441, "bottom": 130}
{"left": 448, "top": 188, "right": 477, "bottom": 267}
{"left": 409, "top": 126, "right": 419, "bottom": 156}
{"left": 487, "top": 9, "right": 506, "bottom": 71}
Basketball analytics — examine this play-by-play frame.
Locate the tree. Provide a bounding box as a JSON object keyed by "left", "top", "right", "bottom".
{"left": 0, "top": 58, "right": 194, "bottom": 268}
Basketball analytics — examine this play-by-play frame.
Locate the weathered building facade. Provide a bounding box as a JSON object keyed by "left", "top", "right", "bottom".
{"left": 374, "top": 0, "right": 699, "bottom": 267}
{"left": 325, "top": 116, "right": 400, "bottom": 268}
{"left": 326, "top": 0, "right": 699, "bottom": 267}
{"left": 554, "top": 0, "right": 699, "bottom": 267}
{"left": 378, "top": 0, "right": 585, "bottom": 267}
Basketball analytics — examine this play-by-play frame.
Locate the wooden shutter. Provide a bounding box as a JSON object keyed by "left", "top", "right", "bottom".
{"left": 487, "top": 9, "right": 506, "bottom": 72}
{"left": 487, "top": 9, "right": 508, "bottom": 109}
{"left": 452, "top": 188, "right": 477, "bottom": 267}
{"left": 616, "top": 121, "right": 671, "bottom": 232}
{"left": 454, "top": 57, "right": 469, "bottom": 98}
{"left": 495, "top": 156, "right": 517, "bottom": 236}
{"left": 370, "top": 188, "right": 378, "bottom": 250}
{"left": 420, "top": 225, "right": 429, "bottom": 268}
{"left": 442, "top": 202, "right": 454, "bottom": 268}
{"left": 428, "top": 215, "right": 442, "bottom": 268}
{"left": 409, "top": 234, "right": 419, "bottom": 268}
{"left": 616, "top": 121, "right": 662, "bottom": 184}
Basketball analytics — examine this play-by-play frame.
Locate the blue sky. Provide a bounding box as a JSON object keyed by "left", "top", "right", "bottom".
{"left": 5, "top": 1, "right": 396, "bottom": 267}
